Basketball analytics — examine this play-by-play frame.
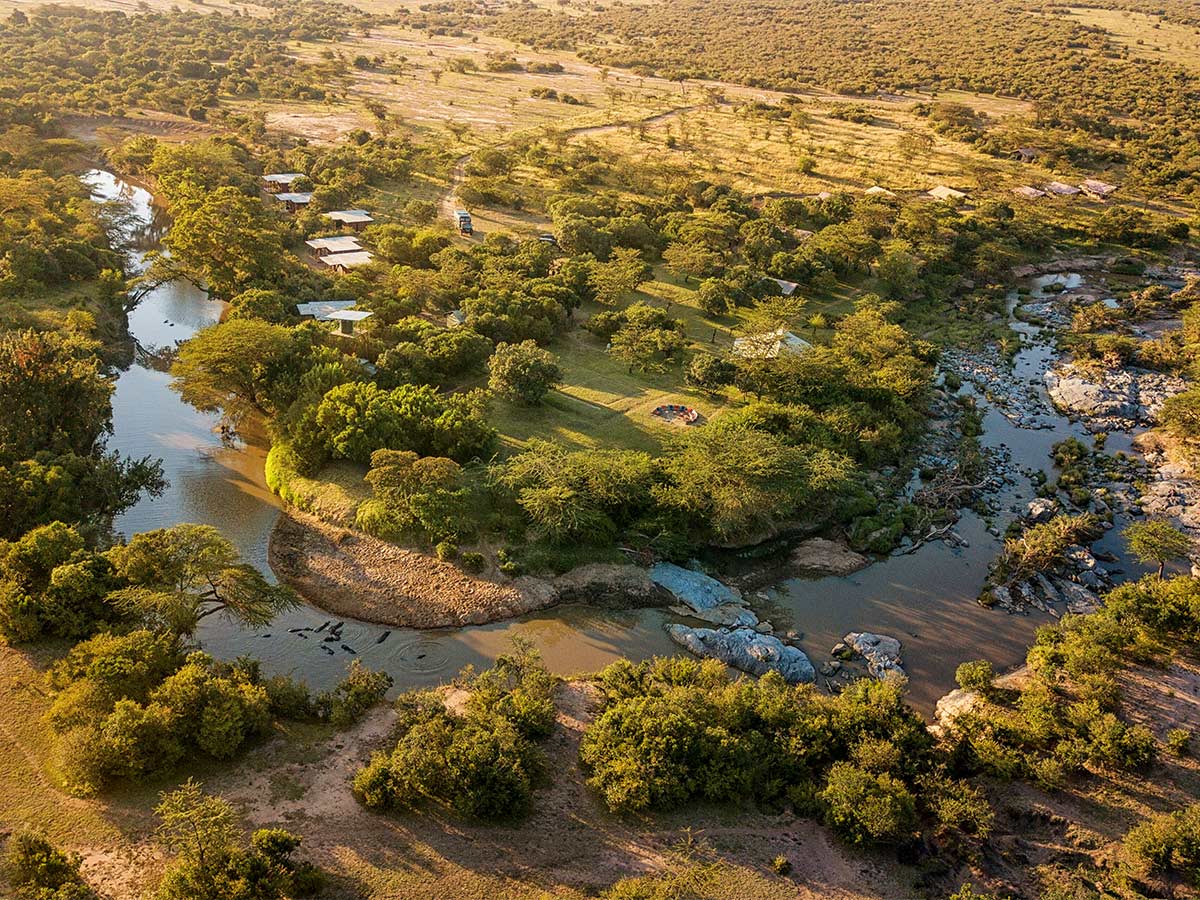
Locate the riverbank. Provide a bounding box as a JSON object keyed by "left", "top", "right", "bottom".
{"left": 269, "top": 510, "right": 673, "bottom": 628}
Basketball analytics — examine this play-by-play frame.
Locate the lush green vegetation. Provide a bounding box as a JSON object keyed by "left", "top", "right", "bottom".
{"left": 353, "top": 643, "right": 555, "bottom": 820}
{"left": 153, "top": 779, "right": 325, "bottom": 900}
{"left": 569, "top": 564, "right": 1200, "bottom": 869}
{"left": 3, "top": 829, "right": 97, "bottom": 900}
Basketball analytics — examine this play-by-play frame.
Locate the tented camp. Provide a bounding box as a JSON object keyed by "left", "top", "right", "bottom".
{"left": 768, "top": 277, "right": 799, "bottom": 296}
{"left": 864, "top": 185, "right": 897, "bottom": 198}
{"left": 320, "top": 250, "right": 374, "bottom": 272}
{"left": 1080, "top": 179, "right": 1117, "bottom": 199}
{"left": 294, "top": 301, "right": 373, "bottom": 334}
{"left": 262, "top": 173, "right": 304, "bottom": 192}
{"left": 927, "top": 185, "right": 967, "bottom": 202}
{"left": 1045, "top": 182, "right": 1080, "bottom": 196}
{"left": 274, "top": 192, "right": 312, "bottom": 211}
{"left": 295, "top": 300, "right": 358, "bottom": 320}
{"left": 327, "top": 309, "right": 374, "bottom": 335}
{"left": 324, "top": 209, "right": 374, "bottom": 231}
{"left": 1012, "top": 186, "right": 1047, "bottom": 200}
{"left": 733, "top": 328, "right": 813, "bottom": 360}
{"left": 305, "top": 236, "right": 363, "bottom": 257}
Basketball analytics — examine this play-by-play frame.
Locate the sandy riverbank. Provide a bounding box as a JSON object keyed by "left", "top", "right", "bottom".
{"left": 268, "top": 510, "right": 671, "bottom": 628}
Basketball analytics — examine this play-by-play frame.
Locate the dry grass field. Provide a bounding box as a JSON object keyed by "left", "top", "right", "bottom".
{"left": 1063, "top": 6, "right": 1200, "bottom": 71}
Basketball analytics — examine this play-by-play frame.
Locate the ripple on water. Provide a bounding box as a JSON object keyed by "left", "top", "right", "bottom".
{"left": 395, "top": 638, "right": 452, "bottom": 675}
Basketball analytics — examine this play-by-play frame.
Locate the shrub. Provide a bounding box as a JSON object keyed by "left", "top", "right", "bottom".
{"left": 684, "top": 353, "right": 736, "bottom": 392}
{"left": 46, "top": 639, "right": 288, "bottom": 794}
{"left": 435, "top": 540, "right": 458, "bottom": 561}
{"left": 155, "top": 781, "right": 323, "bottom": 900}
{"left": 352, "top": 646, "right": 554, "bottom": 820}
{"left": 1123, "top": 803, "right": 1200, "bottom": 886}
{"left": 316, "top": 660, "right": 393, "bottom": 728}
{"left": 955, "top": 659, "right": 994, "bottom": 694}
{"left": 819, "top": 762, "right": 917, "bottom": 845}
{"left": 1167, "top": 728, "right": 1192, "bottom": 757}
{"left": 3, "top": 830, "right": 90, "bottom": 897}
{"left": 460, "top": 551, "right": 486, "bottom": 573}
{"left": 262, "top": 674, "right": 315, "bottom": 720}
{"left": 581, "top": 662, "right": 931, "bottom": 816}
{"left": 487, "top": 340, "right": 563, "bottom": 405}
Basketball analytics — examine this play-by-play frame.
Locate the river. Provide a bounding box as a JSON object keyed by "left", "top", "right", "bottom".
{"left": 88, "top": 169, "right": 1144, "bottom": 711}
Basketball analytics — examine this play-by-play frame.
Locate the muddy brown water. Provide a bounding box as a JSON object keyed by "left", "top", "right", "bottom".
{"left": 89, "top": 170, "right": 1152, "bottom": 713}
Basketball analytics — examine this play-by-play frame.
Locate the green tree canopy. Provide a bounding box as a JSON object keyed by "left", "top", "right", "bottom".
{"left": 487, "top": 340, "right": 563, "bottom": 405}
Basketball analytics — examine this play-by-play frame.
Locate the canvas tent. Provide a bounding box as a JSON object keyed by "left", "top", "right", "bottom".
{"left": 733, "top": 328, "right": 813, "bottom": 360}
{"left": 263, "top": 173, "right": 304, "bottom": 192}
{"left": 274, "top": 192, "right": 312, "bottom": 210}
{"left": 1080, "top": 179, "right": 1117, "bottom": 198}
{"left": 927, "top": 185, "right": 967, "bottom": 202}
{"left": 1045, "top": 181, "right": 1080, "bottom": 196}
{"left": 295, "top": 300, "right": 358, "bottom": 320}
{"left": 327, "top": 309, "right": 374, "bottom": 335}
{"left": 320, "top": 250, "right": 374, "bottom": 272}
{"left": 324, "top": 209, "right": 374, "bottom": 230}
{"left": 305, "top": 236, "right": 362, "bottom": 256}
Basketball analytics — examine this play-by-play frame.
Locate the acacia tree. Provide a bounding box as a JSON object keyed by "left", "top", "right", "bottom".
{"left": 588, "top": 247, "right": 650, "bottom": 305}
{"left": 107, "top": 524, "right": 296, "bottom": 634}
{"left": 155, "top": 780, "right": 320, "bottom": 900}
{"left": 1124, "top": 519, "right": 1194, "bottom": 579}
{"left": 164, "top": 186, "right": 288, "bottom": 300}
{"left": 745, "top": 293, "right": 808, "bottom": 336}
{"left": 170, "top": 319, "right": 302, "bottom": 422}
{"left": 662, "top": 240, "right": 721, "bottom": 283}
{"left": 659, "top": 421, "right": 853, "bottom": 540}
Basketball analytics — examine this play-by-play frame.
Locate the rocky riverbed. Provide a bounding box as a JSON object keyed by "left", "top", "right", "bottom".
{"left": 1045, "top": 364, "right": 1186, "bottom": 433}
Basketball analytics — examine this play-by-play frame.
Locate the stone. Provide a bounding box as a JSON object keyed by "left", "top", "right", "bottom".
{"left": 755, "top": 621, "right": 773, "bottom": 634}
{"left": 1034, "top": 573, "right": 1061, "bottom": 604}
{"left": 930, "top": 688, "right": 983, "bottom": 737}
{"left": 1045, "top": 364, "right": 1186, "bottom": 431}
{"left": 1066, "top": 547, "right": 1096, "bottom": 570}
{"left": 819, "top": 660, "right": 842, "bottom": 676}
{"left": 1060, "top": 581, "right": 1101, "bottom": 615}
{"left": 843, "top": 631, "right": 905, "bottom": 679}
{"left": 788, "top": 538, "right": 870, "bottom": 575}
{"left": 649, "top": 562, "right": 757, "bottom": 627}
{"left": 666, "top": 624, "right": 816, "bottom": 683}
{"left": 832, "top": 641, "right": 852, "bottom": 660}
{"left": 1025, "top": 498, "right": 1056, "bottom": 523}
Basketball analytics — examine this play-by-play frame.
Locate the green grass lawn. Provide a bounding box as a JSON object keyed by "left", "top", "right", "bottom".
{"left": 487, "top": 268, "right": 877, "bottom": 455}
{"left": 490, "top": 326, "right": 726, "bottom": 454}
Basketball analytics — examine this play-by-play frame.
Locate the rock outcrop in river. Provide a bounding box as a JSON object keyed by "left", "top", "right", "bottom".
{"left": 840, "top": 632, "right": 905, "bottom": 679}
{"left": 665, "top": 624, "right": 816, "bottom": 683}
{"left": 649, "top": 562, "right": 759, "bottom": 627}
{"left": 1045, "top": 364, "right": 1186, "bottom": 432}
{"left": 789, "top": 539, "right": 869, "bottom": 575}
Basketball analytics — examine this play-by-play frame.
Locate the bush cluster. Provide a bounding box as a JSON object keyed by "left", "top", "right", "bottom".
{"left": 353, "top": 644, "right": 555, "bottom": 820}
